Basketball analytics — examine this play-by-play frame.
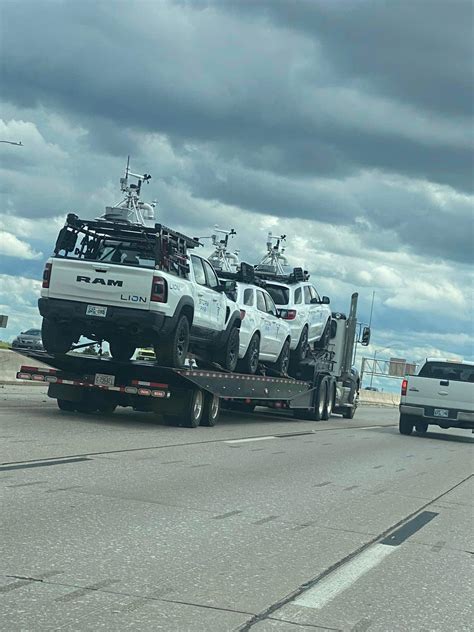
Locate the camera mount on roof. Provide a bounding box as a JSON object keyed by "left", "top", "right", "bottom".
{"left": 101, "top": 157, "right": 156, "bottom": 226}
{"left": 254, "top": 232, "right": 310, "bottom": 283}
{"left": 200, "top": 226, "right": 240, "bottom": 273}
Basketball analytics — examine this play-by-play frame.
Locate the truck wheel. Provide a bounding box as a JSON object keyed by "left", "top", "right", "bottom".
{"left": 399, "top": 414, "right": 414, "bottom": 435}
{"left": 109, "top": 339, "right": 136, "bottom": 362}
{"left": 155, "top": 315, "right": 190, "bottom": 368}
{"left": 292, "top": 326, "right": 308, "bottom": 363}
{"left": 274, "top": 339, "right": 291, "bottom": 375}
{"left": 342, "top": 405, "right": 356, "bottom": 419}
{"left": 41, "top": 318, "right": 74, "bottom": 355}
{"left": 415, "top": 422, "right": 428, "bottom": 434}
{"left": 218, "top": 326, "right": 240, "bottom": 372}
{"left": 201, "top": 393, "right": 220, "bottom": 427}
{"left": 322, "top": 380, "right": 335, "bottom": 420}
{"left": 313, "top": 378, "right": 328, "bottom": 421}
{"left": 57, "top": 399, "right": 75, "bottom": 412}
{"left": 237, "top": 333, "right": 260, "bottom": 375}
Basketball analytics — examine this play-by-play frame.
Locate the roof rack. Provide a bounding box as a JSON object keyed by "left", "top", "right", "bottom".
{"left": 53, "top": 214, "right": 200, "bottom": 278}
{"left": 254, "top": 266, "right": 310, "bottom": 284}
{"left": 217, "top": 261, "right": 257, "bottom": 284}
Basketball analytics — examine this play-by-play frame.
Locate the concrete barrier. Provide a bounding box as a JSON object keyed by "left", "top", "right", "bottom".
{"left": 0, "top": 349, "right": 51, "bottom": 384}
{"left": 359, "top": 389, "right": 400, "bottom": 407}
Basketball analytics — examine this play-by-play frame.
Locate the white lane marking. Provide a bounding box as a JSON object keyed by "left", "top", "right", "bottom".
{"left": 355, "top": 426, "right": 380, "bottom": 430}
{"left": 225, "top": 436, "right": 276, "bottom": 444}
{"left": 293, "top": 544, "right": 395, "bottom": 610}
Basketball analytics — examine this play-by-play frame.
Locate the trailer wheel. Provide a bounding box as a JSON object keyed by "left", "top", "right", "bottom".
{"left": 155, "top": 315, "right": 190, "bottom": 368}
{"left": 322, "top": 380, "right": 335, "bottom": 420}
{"left": 57, "top": 398, "right": 75, "bottom": 412}
{"left": 41, "top": 318, "right": 74, "bottom": 355}
{"left": 181, "top": 389, "right": 204, "bottom": 428}
{"left": 399, "top": 414, "right": 414, "bottom": 435}
{"left": 201, "top": 393, "right": 220, "bottom": 427}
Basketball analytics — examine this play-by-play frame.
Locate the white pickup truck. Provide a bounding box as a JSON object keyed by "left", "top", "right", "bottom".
{"left": 38, "top": 215, "right": 241, "bottom": 369}
{"left": 399, "top": 358, "right": 474, "bottom": 435}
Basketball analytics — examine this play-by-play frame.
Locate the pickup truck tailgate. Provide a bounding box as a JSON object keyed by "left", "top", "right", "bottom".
{"left": 406, "top": 375, "right": 473, "bottom": 410}
{"left": 47, "top": 259, "right": 152, "bottom": 310}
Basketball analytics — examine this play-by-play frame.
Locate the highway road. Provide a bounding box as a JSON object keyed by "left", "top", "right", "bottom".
{"left": 1, "top": 384, "right": 472, "bottom": 631}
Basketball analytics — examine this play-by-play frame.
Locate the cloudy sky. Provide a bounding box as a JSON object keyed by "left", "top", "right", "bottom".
{"left": 0, "top": 0, "right": 472, "bottom": 385}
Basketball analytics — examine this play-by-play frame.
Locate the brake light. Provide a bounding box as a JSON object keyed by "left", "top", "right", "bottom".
{"left": 279, "top": 309, "right": 297, "bottom": 320}
{"left": 401, "top": 379, "right": 408, "bottom": 396}
{"left": 151, "top": 276, "right": 167, "bottom": 303}
{"left": 240, "top": 309, "right": 246, "bottom": 320}
{"left": 42, "top": 263, "right": 52, "bottom": 288}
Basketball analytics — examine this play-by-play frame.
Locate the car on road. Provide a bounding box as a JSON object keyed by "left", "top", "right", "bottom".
{"left": 399, "top": 358, "right": 474, "bottom": 435}
{"left": 12, "top": 329, "right": 43, "bottom": 351}
{"left": 230, "top": 282, "right": 291, "bottom": 374}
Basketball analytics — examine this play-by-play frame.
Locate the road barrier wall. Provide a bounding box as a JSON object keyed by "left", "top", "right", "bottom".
{"left": 359, "top": 389, "right": 400, "bottom": 407}
{"left": 0, "top": 349, "right": 50, "bottom": 384}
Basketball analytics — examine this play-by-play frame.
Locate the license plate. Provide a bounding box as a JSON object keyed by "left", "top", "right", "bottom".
{"left": 86, "top": 304, "right": 107, "bottom": 317}
{"left": 434, "top": 408, "right": 449, "bottom": 418}
{"left": 94, "top": 373, "right": 115, "bottom": 387}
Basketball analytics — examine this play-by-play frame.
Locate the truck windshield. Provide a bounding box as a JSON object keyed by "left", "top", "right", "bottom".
{"left": 419, "top": 362, "right": 474, "bottom": 382}
{"left": 265, "top": 284, "right": 289, "bottom": 305}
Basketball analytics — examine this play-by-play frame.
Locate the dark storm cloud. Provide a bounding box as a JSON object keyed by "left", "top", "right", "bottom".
{"left": 220, "top": 0, "right": 474, "bottom": 117}
{"left": 0, "top": 0, "right": 472, "bottom": 266}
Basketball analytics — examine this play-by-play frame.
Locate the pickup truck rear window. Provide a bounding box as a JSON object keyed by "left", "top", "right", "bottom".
{"left": 418, "top": 362, "right": 474, "bottom": 383}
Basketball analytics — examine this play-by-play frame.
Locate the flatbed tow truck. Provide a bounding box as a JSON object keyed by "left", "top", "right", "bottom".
{"left": 15, "top": 294, "right": 369, "bottom": 428}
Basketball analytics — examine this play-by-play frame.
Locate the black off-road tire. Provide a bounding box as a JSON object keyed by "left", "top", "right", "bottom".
{"left": 109, "top": 339, "right": 136, "bottom": 362}
{"left": 292, "top": 326, "right": 309, "bottom": 364}
{"left": 41, "top": 318, "right": 74, "bottom": 355}
{"left": 217, "top": 326, "right": 240, "bottom": 372}
{"left": 314, "top": 319, "right": 331, "bottom": 350}
{"left": 415, "top": 421, "right": 428, "bottom": 434}
{"left": 274, "top": 339, "right": 291, "bottom": 375}
{"left": 155, "top": 315, "right": 190, "bottom": 368}
{"left": 399, "top": 414, "right": 414, "bottom": 435}
{"left": 237, "top": 333, "right": 260, "bottom": 375}
{"left": 201, "top": 393, "right": 221, "bottom": 427}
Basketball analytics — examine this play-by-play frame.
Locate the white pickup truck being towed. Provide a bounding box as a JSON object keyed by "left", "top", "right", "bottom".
{"left": 39, "top": 214, "right": 241, "bottom": 369}
{"left": 399, "top": 358, "right": 474, "bottom": 435}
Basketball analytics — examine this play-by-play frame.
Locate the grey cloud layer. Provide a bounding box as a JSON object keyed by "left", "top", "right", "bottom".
{"left": 0, "top": 1, "right": 472, "bottom": 267}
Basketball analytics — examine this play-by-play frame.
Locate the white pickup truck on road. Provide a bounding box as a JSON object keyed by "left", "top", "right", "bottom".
{"left": 39, "top": 215, "right": 241, "bottom": 369}
{"left": 399, "top": 358, "right": 474, "bottom": 435}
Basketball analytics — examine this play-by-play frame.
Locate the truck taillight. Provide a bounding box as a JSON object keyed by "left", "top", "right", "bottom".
{"left": 240, "top": 309, "right": 246, "bottom": 320}
{"left": 401, "top": 379, "right": 408, "bottom": 396}
{"left": 279, "top": 309, "right": 297, "bottom": 320}
{"left": 42, "top": 263, "right": 52, "bottom": 288}
{"left": 151, "top": 276, "right": 167, "bottom": 303}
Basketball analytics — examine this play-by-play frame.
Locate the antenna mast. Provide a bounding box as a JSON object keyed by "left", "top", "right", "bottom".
{"left": 255, "top": 232, "right": 288, "bottom": 275}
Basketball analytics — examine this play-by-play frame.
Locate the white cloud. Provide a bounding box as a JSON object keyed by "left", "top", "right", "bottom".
{"left": 0, "top": 231, "right": 42, "bottom": 259}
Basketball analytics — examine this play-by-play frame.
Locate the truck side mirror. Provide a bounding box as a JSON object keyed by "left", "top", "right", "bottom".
{"left": 361, "top": 326, "right": 371, "bottom": 346}
{"left": 321, "top": 296, "right": 330, "bottom": 304}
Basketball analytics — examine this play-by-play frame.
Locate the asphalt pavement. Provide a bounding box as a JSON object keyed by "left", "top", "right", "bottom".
{"left": 1, "top": 384, "right": 472, "bottom": 631}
